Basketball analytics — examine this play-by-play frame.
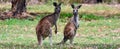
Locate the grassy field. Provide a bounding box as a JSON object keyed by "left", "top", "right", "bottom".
{"left": 0, "top": 16, "right": 120, "bottom": 49}
{"left": 0, "top": 3, "right": 120, "bottom": 49}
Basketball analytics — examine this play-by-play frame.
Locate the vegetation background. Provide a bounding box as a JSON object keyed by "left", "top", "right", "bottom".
{"left": 0, "top": 0, "right": 120, "bottom": 4}
{"left": 0, "top": 0, "right": 120, "bottom": 49}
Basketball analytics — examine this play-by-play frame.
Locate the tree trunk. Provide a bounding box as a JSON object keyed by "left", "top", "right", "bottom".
{"left": 97, "top": 0, "right": 103, "bottom": 3}
{"left": 11, "top": 0, "right": 26, "bottom": 16}
{"left": 0, "top": 0, "right": 34, "bottom": 20}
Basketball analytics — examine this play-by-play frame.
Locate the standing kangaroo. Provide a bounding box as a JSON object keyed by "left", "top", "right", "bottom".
{"left": 59, "top": 4, "right": 82, "bottom": 44}
{"left": 36, "top": 2, "right": 61, "bottom": 46}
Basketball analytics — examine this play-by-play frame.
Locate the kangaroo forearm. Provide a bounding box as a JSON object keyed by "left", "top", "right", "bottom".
{"left": 55, "top": 24, "right": 57, "bottom": 31}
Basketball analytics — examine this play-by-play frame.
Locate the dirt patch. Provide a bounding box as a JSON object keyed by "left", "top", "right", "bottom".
{"left": 111, "top": 28, "right": 120, "bottom": 33}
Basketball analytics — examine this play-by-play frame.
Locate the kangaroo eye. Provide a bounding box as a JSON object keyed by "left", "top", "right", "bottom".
{"left": 55, "top": 8, "right": 58, "bottom": 10}
{"left": 73, "top": 10, "right": 75, "bottom": 11}
{"left": 76, "top": 10, "right": 78, "bottom": 11}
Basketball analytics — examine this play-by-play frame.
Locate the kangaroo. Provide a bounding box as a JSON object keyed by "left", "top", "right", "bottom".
{"left": 59, "top": 4, "right": 82, "bottom": 45}
{"left": 36, "top": 2, "right": 61, "bottom": 46}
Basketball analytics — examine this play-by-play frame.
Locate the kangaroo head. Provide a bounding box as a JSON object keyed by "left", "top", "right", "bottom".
{"left": 53, "top": 2, "right": 62, "bottom": 14}
{"left": 71, "top": 4, "right": 82, "bottom": 16}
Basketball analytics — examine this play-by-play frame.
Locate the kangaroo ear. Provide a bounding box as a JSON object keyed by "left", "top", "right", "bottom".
{"left": 71, "top": 4, "right": 74, "bottom": 9}
{"left": 77, "top": 5, "right": 82, "bottom": 9}
{"left": 53, "top": 2, "right": 57, "bottom": 6}
{"left": 59, "top": 2, "right": 62, "bottom": 6}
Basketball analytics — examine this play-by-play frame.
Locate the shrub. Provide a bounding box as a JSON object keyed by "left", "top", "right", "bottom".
{"left": 81, "top": 13, "right": 104, "bottom": 20}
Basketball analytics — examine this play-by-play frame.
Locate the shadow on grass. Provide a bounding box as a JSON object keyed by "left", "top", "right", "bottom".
{"left": 0, "top": 42, "right": 120, "bottom": 49}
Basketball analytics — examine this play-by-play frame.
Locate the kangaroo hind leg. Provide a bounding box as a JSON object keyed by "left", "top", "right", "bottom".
{"left": 49, "top": 28, "right": 52, "bottom": 46}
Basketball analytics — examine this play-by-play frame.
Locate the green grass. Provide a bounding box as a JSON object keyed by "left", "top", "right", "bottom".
{"left": 0, "top": 17, "right": 120, "bottom": 49}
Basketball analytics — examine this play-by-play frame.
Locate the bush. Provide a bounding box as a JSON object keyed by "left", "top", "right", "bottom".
{"left": 60, "top": 13, "right": 73, "bottom": 18}
{"left": 81, "top": 13, "right": 104, "bottom": 20}
{"left": 58, "top": 13, "right": 105, "bottom": 22}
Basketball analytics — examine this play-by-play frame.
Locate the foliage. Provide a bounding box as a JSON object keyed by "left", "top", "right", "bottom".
{"left": 0, "top": 3, "right": 120, "bottom": 19}
{"left": 81, "top": 13, "right": 104, "bottom": 20}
